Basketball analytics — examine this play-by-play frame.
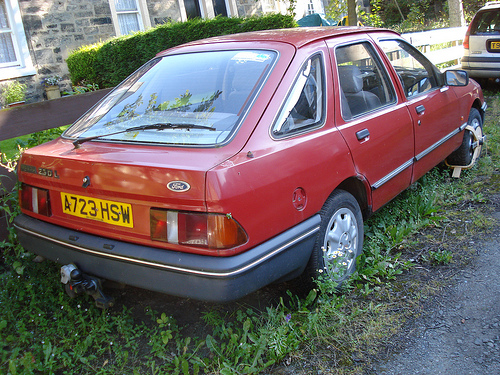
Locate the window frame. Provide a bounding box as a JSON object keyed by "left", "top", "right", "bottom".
{"left": 471, "top": 9, "right": 500, "bottom": 35}
{"left": 271, "top": 53, "right": 326, "bottom": 140}
{"left": 63, "top": 49, "right": 279, "bottom": 148}
{"left": 0, "top": 0, "right": 35, "bottom": 79}
{"left": 334, "top": 40, "right": 397, "bottom": 121}
{"left": 109, "top": 0, "right": 151, "bottom": 36}
{"left": 377, "top": 38, "right": 442, "bottom": 100}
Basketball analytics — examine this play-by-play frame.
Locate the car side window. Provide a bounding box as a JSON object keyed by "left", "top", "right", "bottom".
{"left": 378, "top": 39, "right": 440, "bottom": 99}
{"left": 335, "top": 42, "right": 396, "bottom": 120}
{"left": 272, "top": 54, "right": 324, "bottom": 137}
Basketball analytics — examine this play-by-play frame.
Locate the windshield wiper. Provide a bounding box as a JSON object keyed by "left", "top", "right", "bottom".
{"left": 72, "top": 123, "right": 215, "bottom": 148}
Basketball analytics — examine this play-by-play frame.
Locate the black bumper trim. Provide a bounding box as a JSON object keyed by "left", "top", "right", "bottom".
{"left": 14, "top": 214, "right": 320, "bottom": 301}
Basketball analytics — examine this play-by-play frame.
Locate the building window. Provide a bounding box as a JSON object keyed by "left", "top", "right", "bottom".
{"left": 184, "top": 0, "right": 202, "bottom": 19}
{"left": 0, "top": 0, "right": 35, "bottom": 79}
{"left": 212, "top": 0, "right": 228, "bottom": 17}
{"left": 109, "top": 0, "right": 151, "bottom": 36}
{"left": 0, "top": 0, "right": 16, "bottom": 66}
{"left": 307, "top": 0, "right": 315, "bottom": 15}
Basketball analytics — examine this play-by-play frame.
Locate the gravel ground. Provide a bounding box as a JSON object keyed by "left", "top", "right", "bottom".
{"left": 369, "top": 211, "right": 500, "bottom": 375}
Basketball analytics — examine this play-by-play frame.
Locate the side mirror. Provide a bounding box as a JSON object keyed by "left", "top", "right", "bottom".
{"left": 445, "top": 70, "right": 469, "bottom": 87}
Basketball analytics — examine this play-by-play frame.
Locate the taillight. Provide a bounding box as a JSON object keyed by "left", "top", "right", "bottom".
{"left": 20, "top": 184, "right": 51, "bottom": 217}
{"left": 150, "top": 209, "right": 248, "bottom": 250}
{"left": 463, "top": 23, "right": 472, "bottom": 49}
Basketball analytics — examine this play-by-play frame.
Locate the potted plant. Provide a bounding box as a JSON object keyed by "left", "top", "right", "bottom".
{"left": 1, "top": 81, "right": 27, "bottom": 107}
{"left": 43, "top": 75, "right": 62, "bottom": 100}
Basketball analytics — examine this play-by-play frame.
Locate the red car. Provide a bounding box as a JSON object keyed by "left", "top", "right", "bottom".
{"left": 15, "top": 27, "right": 485, "bottom": 304}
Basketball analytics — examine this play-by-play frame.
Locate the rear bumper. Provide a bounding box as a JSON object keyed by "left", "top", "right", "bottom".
{"left": 14, "top": 214, "right": 320, "bottom": 302}
{"left": 462, "top": 56, "right": 500, "bottom": 78}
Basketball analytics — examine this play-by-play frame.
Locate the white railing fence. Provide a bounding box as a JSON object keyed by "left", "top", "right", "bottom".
{"left": 402, "top": 26, "right": 468, "bottom": 69}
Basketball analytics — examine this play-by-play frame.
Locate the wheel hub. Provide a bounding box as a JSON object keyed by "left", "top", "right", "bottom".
{"left": 323, "top": 208, "right": 358, "bottom": 281}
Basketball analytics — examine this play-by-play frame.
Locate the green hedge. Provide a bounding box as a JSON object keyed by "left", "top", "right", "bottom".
{"left": 67, "top": 14, "right": 296, "bottom": 88}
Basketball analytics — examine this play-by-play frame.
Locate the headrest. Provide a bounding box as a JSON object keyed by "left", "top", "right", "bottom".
{"left": 338, "top": 65, "right": 363, "bottom": 94}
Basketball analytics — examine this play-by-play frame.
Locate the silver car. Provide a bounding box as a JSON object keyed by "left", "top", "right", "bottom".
{"left": 462, "top": 1, "right": 500, "bottom": 80}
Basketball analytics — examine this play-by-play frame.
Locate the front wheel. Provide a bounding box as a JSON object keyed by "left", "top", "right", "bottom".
{"left": 447, "top": 108, "right": 483, "bottom": 166}
{"left": 307, "top": 190, "right": 364, "bottom": 285}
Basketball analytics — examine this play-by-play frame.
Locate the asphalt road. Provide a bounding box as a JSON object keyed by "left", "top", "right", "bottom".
{"left": 371, "top": 211, "right": 500, "bottom": 374}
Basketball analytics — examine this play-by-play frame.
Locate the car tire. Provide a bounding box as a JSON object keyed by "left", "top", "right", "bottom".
{"left": 307, "top": 190, "right": 364, "bottom": 286}
{"left": 447, "top": 108, "right": 482, "bottom": 166}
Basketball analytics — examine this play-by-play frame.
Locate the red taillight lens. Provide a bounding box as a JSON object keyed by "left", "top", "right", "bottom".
{"left": 463, "top": 23, "right": 472, "bottom": 49}
{"left": 150, "top": 209, "right": 248, "bottom": 250}
{"left": 19, "top": 184, "right": 51, "bottom": 217}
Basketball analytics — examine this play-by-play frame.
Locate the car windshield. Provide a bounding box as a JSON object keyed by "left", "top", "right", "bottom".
{"left": 472, "top": 9, "right": 500, "bottom": 35}
{"left": 64, "top": 50, "right": 276, "bottom": 146}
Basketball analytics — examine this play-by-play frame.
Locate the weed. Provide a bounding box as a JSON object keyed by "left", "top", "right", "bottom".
{"left": 423, "top": 250, "right": 453, "bottom": 264}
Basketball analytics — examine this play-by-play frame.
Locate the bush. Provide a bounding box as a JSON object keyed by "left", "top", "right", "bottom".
{"left": 67, "top": 14, "right": 296, "bottom": 88}
{"left": 1, "top": 81, "right": 27, "bottom": 106}
{"left": 66, "top": 43, "right": 103, "bottom": 87}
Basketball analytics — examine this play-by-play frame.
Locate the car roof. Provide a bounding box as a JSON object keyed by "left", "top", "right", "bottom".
{"left": 481, "top": 1, "right": 500, "bottom": 10}
{"left": 161, "top": 26, "right": 398, "bottom": 52}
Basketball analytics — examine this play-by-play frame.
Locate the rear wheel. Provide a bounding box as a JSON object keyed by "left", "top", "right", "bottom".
{"left": 447, "top": 108, "right": 482, "bottom": 166}
{"left": 307, "top": 190, "right": 363, "bottom": 285}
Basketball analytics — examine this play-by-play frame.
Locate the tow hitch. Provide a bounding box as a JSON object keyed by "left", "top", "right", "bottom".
{"left": 61, "top": 264, "right": 114, "bottom": 309}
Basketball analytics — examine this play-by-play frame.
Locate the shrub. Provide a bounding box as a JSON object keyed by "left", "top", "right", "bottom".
{"left": 66, "top": 43, "right": 103, "bottom": 87}
{"left": 67, "top": 14, "right": 296, "bottom": 88}
{"left": 1, "top": 81, "right": 27, "bottom": 106}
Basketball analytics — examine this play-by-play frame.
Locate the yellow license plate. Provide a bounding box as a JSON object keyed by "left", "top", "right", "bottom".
{"left": 61, "top": 192, "right": 134, "bottom": 228}
{"left": 491, "top": 41, "right": 500, "bottom": 50}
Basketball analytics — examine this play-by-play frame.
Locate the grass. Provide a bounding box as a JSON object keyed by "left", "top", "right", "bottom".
{"left": 0, "top": 127, "right": 68, "bottom": 160}
{"left": 1, "top": 93, "right": 499, "bottom": 374}
{"left": 0, "top": 135, "right": 30, "bottom": 160}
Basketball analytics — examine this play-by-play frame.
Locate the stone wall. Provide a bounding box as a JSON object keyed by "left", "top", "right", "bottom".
{"left": 234, "top": 0, "right": 289, "bottom": 17}
{"left": 147, "top": 0, "right": 182, "bottom": 25}
{"left": 16, "top": 0, "right": 116, "bottom": 103}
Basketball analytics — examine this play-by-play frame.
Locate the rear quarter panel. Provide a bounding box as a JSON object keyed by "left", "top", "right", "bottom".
{"left": 206, "top": 42, "right": 358, "bottom": 252}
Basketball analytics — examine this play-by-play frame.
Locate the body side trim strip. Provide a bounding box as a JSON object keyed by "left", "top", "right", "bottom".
{"left": 372, "top": 159, "right": 414, "bottom": 190}
{"left": 414, "top": 124, "right": 466, "bottom": 162}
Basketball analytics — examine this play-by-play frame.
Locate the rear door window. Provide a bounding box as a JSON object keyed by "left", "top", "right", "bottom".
{"left": 335, "top": 42, "right": 396, "bottom": 120}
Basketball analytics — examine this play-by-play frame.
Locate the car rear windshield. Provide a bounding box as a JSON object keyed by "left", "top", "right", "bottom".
{"left": 64, "top": 50, "right": 277, "bottom": 146}
{"left": 471, "top": 9, "right": 500, "bottom": 35}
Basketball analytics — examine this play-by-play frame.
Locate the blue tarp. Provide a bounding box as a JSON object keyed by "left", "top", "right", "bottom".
{"left": 297, "top": 14, "right": 334, "bottom": 27}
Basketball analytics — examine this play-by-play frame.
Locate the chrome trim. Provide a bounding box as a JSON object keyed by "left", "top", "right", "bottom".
{"left": 372, "top": 158, "right": 414, "bottom": 190}
{"left": 14, "top": 223, "right": 320, "bottom": 278}
{"left": 414, "top": 124, "right": 465, "bottom": 162}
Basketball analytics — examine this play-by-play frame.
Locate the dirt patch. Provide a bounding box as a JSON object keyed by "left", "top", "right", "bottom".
{"left": 369, "top": 209, "right": 500, "bottom": 374}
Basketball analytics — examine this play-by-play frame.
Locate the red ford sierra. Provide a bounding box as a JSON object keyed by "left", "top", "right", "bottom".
{"left": 15, "top": 27, "right": 486, "bottom": 304}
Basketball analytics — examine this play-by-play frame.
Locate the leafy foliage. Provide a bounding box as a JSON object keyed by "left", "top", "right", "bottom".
{"left": 1, "top": 81, "right": 27, "bottom": 106}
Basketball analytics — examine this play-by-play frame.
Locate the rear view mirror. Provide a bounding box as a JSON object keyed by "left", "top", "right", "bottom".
{"left": 445, "top": 70, "right": 469, "bottom": 86}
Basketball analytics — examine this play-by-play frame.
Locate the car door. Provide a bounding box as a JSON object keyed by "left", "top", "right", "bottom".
{"left": 328, "top": 38, "right": 415, "bottom": 212}
{"left": 376, "top": 38, "right": 464, "bottom": 182}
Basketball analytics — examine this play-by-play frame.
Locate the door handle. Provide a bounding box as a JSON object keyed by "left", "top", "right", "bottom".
{"left": 415, "top": 105, "right": 425, "bottom": 114}
{"left": 356, "top": 128, "right": 370, "bottom": 141}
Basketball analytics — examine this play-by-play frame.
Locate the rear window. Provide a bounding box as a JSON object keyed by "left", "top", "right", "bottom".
{"left": 471, "top": 9, "right": 500, "bottom": 35}
{"left": 64, "top": 50, "right": 277, "bottom": 146}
